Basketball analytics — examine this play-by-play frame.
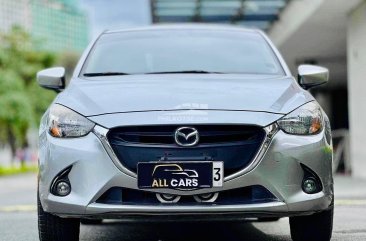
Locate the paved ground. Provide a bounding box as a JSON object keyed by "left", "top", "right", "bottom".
{"left": 0, "top": 173, "right": 365, "bottom": 241}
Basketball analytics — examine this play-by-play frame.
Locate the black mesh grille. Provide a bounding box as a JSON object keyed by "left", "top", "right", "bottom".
{"left": 107, "top": 125, "right": 266, "bottom": 176}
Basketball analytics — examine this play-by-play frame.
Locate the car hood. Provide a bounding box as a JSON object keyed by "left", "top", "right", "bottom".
{"left": 56, "top": 74, "right": 313, "bottom": 117}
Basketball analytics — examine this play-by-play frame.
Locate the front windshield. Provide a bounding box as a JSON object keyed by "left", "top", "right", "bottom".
{"left": 81, "top": 29, "right": 285, "bottom": 76}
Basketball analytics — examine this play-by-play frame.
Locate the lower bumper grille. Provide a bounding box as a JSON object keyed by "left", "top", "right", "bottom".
{"left": 96, "top": 186, "right": 277, "bottom": 205}
{"left": 107, "top": 125, "right": 265, "bottom": 176}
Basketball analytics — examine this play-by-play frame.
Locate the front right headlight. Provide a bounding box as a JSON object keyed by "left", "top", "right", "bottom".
{"left": 48, "top": 104, "right": 95, "bottom": 138}
{"left": 277, "top": 102, "right": 323, "bottom": 135}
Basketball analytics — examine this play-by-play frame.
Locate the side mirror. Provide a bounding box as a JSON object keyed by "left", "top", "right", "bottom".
{"left": 298, "top": 65, "right": 329, "bottom": 89}
{"left": 37, "top": 67, "right": 65, "bottom": 92}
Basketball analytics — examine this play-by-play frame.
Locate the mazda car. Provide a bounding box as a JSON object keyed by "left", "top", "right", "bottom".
{"left": 37, "top": 25, "right": 333, "bottom": 241}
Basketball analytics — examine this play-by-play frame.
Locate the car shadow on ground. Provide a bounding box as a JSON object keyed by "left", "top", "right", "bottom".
{"left": 80, "top": 221, "right": 291, "bottom": 241}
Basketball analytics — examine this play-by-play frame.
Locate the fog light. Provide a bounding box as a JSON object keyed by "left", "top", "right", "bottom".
{"left": 303, "top": 178, "right": 317, "bottom": 194}
{"left": 55, "top": 181, "right": 71, "bottom": 196}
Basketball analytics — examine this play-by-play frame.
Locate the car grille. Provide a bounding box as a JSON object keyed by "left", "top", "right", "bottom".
{"left": 107, "top": 125, "right": 266, "bottom": 176}
{"left": 96, "top": 186, "right": 277, "bottom": 205}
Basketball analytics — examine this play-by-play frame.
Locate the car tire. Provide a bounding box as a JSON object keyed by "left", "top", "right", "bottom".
{"left": 80, "top": 218, "right": 103, "bottom": 225}
{"left": 38, "top": 194, "right": 80, "bottom": 241}
{"left": 290, "top": 207, "right": 333, "bottom": 241}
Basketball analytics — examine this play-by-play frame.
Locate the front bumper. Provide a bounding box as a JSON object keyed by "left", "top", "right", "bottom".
{"left": 38, "top": 123, "right": 333, "bottom": 219}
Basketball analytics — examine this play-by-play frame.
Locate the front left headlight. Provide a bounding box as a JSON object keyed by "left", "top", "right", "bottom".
{"left": 277, "top": 102, "right": 323, "bottom": 135}
{"left": 48, "top": 104, "right": 95, "bottom": 138}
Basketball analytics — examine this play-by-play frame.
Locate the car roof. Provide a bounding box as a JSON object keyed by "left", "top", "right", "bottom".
{"left": 104, "top": 24, "right": 261, "bottom": 35}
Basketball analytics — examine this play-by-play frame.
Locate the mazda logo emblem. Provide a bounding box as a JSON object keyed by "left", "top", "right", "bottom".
{"left": 174, "top": 127, "right": 199, "bottom": 147}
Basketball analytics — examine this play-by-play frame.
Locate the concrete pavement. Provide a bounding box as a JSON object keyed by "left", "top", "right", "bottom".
{"left": 0, "top": 173, "right": 365, "bottom": 241}
{"left": 0, "top": 173, "right": 37, "bottom": 208}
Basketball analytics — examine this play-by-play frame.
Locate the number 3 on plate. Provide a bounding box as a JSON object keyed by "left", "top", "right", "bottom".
{"left": 212, "top": 162, "right": 223, "bottom": 187}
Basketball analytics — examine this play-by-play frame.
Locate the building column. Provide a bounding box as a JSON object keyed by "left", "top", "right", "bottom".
{"left": 347, "top": 1, "right": 366, "bottom": 179}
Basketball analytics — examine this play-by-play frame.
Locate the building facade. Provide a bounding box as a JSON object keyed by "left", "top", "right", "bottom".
{"left": 0, "top": 0, "right": 88, "bottom": 52}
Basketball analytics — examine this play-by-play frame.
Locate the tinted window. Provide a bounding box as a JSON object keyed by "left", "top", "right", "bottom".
{"left": 82, "top": 29, "right": 284, "bottom": 75}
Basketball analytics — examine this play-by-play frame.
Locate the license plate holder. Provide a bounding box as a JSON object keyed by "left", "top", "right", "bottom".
{"left": 137, "top": 161, "right": 223, "bottom": 190}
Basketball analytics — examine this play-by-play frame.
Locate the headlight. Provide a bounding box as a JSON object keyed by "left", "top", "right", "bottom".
{"left": 48, "top": 104, "right": 95, "bottom": 138}
{"left": 277, "top": 102, "right": 323, "bottom": 135}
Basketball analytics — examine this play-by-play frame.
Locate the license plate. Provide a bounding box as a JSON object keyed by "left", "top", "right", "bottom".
{"left": 137, "top": 161, "right": 223, "bottom": 190}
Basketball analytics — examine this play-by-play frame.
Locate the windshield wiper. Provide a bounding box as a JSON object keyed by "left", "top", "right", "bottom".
{"left": 83, "top": 72, "right": 130, "bottom": 77}
{"left": 144, "top": 70, "right": 224, "bottom": 74}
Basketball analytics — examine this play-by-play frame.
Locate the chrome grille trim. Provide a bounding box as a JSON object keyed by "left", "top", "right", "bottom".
{"left": 93, "top": 123, "right": 279, "bottom": 181}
